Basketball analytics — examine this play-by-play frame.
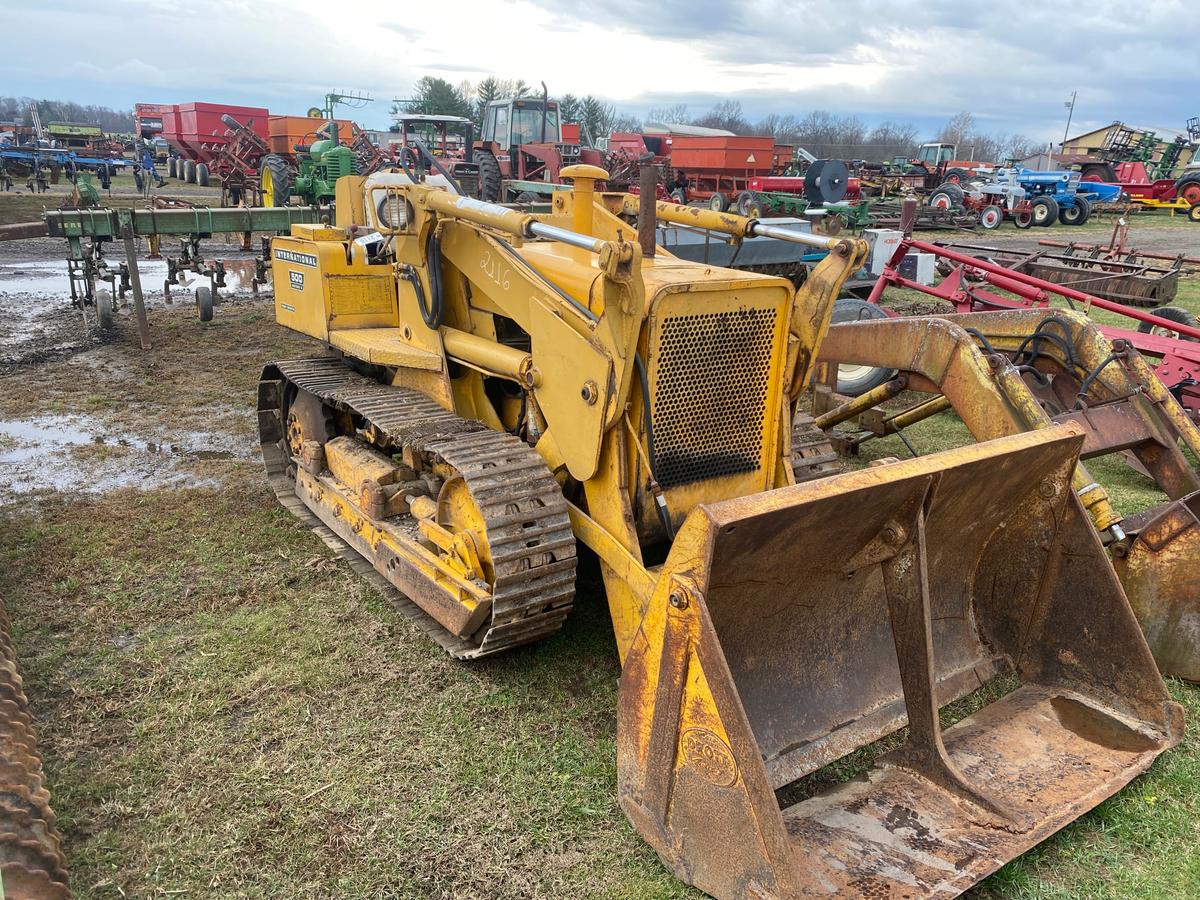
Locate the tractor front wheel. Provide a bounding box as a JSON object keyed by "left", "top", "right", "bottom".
{"left": 1138, "top": 306, "right": 1199, "bottom": 341}
{"left": 1031, "top": 196, "right": 1059, "bottom": 226}
{"left": 1059, "top": 196, "right": 1091, "bottom": 226}
{"left": 1177, "top": 176, "right": 1200, "bottom": 206}
{"left": 979, "top": 205, "right": 1004, "bottom": 229}
{"left": 259, "top": 155, "right": 292, "bottom": 207}
{"left": 476, "top": 151, "right": 503, "bottom": 203}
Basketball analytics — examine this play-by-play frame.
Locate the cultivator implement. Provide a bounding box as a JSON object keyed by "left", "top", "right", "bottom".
{"left": 816, "top": 308, "right": 1200, "bottom": 682}
{"left": 0, "top": 598, "right": 68, "bottom": 899}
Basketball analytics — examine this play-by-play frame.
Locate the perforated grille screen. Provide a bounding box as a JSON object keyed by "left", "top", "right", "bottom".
{"left": 651, "top": 307, "right": 778, "bottom": 490}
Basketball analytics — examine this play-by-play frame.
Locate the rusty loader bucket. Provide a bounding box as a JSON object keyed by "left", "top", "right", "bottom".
{"left": 617, "top": 427, "right": 1181, "bottom": 899}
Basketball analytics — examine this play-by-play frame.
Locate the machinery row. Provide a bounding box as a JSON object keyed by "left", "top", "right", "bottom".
{"left": 8, "top": 135, "right": 1200, "bottom": 897}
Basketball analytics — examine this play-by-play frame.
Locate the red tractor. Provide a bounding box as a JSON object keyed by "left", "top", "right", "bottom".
{"left": 473, "top": 90, "right": 603, "bottom": 202}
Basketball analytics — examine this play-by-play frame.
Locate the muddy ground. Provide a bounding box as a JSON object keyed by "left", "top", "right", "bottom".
{"left": 1, "top": 184, "right": 1199, "bottom": 898}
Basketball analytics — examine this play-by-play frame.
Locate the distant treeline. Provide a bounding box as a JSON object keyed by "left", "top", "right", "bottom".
{"left": 400, "top": 76, "right": 1044, "bottom": 164}
{"left": 0, "top": 97, "right": 134, "bottom": 133}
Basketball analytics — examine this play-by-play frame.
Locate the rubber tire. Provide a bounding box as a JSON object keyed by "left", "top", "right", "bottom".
{"left": 709, "top": 192, "right": 728, "bottom": 212}
{"left": 1031, "top": 195, "right": 1059, "bottom": 227}
{"left": 1080, "top": 163, "right": 1116, "bottom": 184}
{"left": 1176, "top": 176, "right": 1200, "bottom": 206}
{"left": 184, "top": 160, "right": 197, "bottom": 184}
{"left": 259, "top": 154, "right": 292, "bottom": 207}
{"left": 1138, "top": 306, "right": 1199, "bottom": 341}
{"left": 515, "top": 191, "right": 540, "bottom": 205}
{"left": 1189, "top": 203, "right": 1200, "bottom": 223}
{"left": 943, "top": 167, "right": 969, "bottom": 184}
{"left": 196, "top": 286, "right": 214, "bottom": 323}
{"left": 736, "top": 190, "right": 755, "bottom": 216}
{"left": 670, "top": 188, "right": 687, "bottom": 205}
{"left": 979, "top": 204, "right": 1004, "bottom": 229}
{"left": 929, "top": 183, "right": 963, "bottom": 210}
{"left": 96, "top": 289, "right": 114, "bottom": 330}
{"left": 1014, "top": 209, "right": 1033, "bottom": 229}
{"left": 745, "top": 196, "right": 766, "bottom": 218}
{"left": 829, "top": 298, "right": 897, "bottom": 395}
{"left": 196, "top": 163, "right": 210, "bottom": 187}
{"left": 476, "top": 151, "right": 503, "bottom": 203}
{"left": 167, "top": 158, "right": 177, "bottom": 178}
{"left": 1059, "top": 195, "right": 1091, "bottom": 226}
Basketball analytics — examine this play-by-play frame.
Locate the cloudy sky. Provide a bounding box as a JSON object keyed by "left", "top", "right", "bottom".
{"left": 3, "top": 0, "right": 1192, "bottom": 142}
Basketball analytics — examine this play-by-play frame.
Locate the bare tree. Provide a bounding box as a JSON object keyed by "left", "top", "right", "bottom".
{"left": 646, "top": 103, "right": 691, "bottom": 126}
{"left": 693, "top": 100, "right": 751, "bottom": 134}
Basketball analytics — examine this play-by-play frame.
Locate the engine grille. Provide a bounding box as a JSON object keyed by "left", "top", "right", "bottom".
{"left": 651, "top": 307, "right": 778, "bottom": 490}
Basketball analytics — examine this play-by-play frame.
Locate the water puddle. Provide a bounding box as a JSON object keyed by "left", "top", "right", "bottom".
{"left": 0, "top": 256, "right": 266, "bottom": 350}
{"left": 0, "top": 414, "right": 250, "bottom": 494}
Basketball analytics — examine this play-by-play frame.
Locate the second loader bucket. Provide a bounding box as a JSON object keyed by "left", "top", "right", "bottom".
{"left": 617, "top": 426, "right": 1182, "bottom": 899}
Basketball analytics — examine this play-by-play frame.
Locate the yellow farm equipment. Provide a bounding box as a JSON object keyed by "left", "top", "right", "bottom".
{"left": 815, "top": 309, "right": 1200, "bottom": 684}
{"left": 258, "top": 160, "right": 1181, "bottom": 898}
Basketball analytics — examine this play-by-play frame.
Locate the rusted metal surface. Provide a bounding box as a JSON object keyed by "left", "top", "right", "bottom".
{"left": 816, "top": 309, "right": 1200, "bottom": 682}
{"left": 1112, "top": 494, "right": 1200, "bottom": 682}
{"left": 0, "top": 597, "right": 69, "bottom": 899}
{"left": 0, "top": 221, "right": 50, "bottom": 242}
{"left": 616, "top": 428, "right": 1182, "bottom": 898}
{"left": 934, "top": 240, "right": 1183, "bottom": 306}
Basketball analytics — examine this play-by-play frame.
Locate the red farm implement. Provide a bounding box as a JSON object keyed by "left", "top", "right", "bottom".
{"left": 864, "top": 238, "right": 1200, "bottom": 420}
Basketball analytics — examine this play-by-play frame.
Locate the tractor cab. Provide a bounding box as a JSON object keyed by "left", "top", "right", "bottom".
{"left": 916, "top": 142, "right": 956, "bottom": 166}
{"left": 390, "top": 113, "right": 480, "bottom": 198}
{"left": 473, "top": 97, "right": 585, "bottom": 201}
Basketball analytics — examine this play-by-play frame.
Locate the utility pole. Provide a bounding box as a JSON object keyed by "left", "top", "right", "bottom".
{"left": 1061, "top": 91, "right": 1077, "bottom": 152}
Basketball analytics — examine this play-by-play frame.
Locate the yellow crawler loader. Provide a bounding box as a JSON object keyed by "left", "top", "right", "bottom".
{"left": 258, "top": 159, "right": 1181, "bottom": 898}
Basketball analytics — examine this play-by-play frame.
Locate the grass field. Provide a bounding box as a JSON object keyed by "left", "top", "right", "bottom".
{"left": 0, "top": 207, "right": 1198, "bottom": 898}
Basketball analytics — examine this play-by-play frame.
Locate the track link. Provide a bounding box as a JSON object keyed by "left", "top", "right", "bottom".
{"left": 791, "top": 414, "right": 842, "bottom": 483}
{"left": 258, "top": 357, "right": 577, "bottom": 659}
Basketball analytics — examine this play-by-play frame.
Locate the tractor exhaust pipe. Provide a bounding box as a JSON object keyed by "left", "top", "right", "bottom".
{"left": 638, "top": 156, "right": 657, "bottom": 259}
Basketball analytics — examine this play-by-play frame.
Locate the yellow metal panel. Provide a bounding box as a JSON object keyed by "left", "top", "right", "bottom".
{"left": 328, "top": 274, "right": 398, "bottom": 328}
{"left": 329, "top": 328, "right": 444, "bottom": 370}
{"left": 271, "top": 236, "right": 332, "bottom": 341}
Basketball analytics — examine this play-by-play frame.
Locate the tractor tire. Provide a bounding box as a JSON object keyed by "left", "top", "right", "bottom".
{"left": 1080, "top": 163, "right": 1116, "bottom": 184}
{"left": 476, "top": 151, "right": 503, "bottom": 203}
{"left": 196, "top": 286, "right": 214, "bottom": 323}
{"left": 979, "top": 204, "right": 1004, "bottom": 230}
{"left": 1031, "top": 195, "right": 1059, "bottom": 226}
{"left": 929, "top": 184, "right": 963, "bottom": 211}
{"left": 736, "top": 190, "right": 755, "bottom": 215}
{"left": 745, "top": 196, "right": 766, "bottom": 218}
{"left": 196, "top": 163, "right": 210, "bottom": 187}
{"left": 515, "top": 191, "right": 539, "bottom": 205}
{"left": 1189, "top": 203, "right": 1200, "bottom": 223}
{"left": 167, "top": 158, "right": 177, "bottom": 178}
{"left": 1059, "top": 195, "right": 1091, "bottom": 226}
{"left": 829, "top": 298, "right": 896, "bottom": 395}
{"left": 709, "top": 192, "right": 728, "bottom": 212}
{"left": 1138, "top": 306, "right": 1199, "bottom": 341}
{"left": 259, "top": 154, "right": 292, "bottom": 207}
{"left": 670, "top": 188, "right": 687, "bottom": 205}
{"left": 943, "top": 167, "right": 969, "bottom": 184}
{"left": 96, "top": 289, "right": 114, "bottom": 330}
{"left": 1014, "top": 208, "right": 1034, "bottom": 229}
{"left": 1176, "top": 174, "right": 1200, "bottom": 206}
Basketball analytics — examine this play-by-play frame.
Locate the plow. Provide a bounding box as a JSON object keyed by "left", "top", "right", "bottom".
{"left": 252, "top": 160, "right": 1187, "bottom": 897}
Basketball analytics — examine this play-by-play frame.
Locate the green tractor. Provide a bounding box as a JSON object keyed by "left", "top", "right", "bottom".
{"left": 259, "top": 122, "right": 357, "bottom": 207}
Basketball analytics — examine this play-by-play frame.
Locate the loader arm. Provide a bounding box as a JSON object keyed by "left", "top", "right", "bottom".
{"left": 817, "top": 307, "right": 1200, "bottom": 682}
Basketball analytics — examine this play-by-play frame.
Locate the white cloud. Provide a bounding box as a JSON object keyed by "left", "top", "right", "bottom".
{"left": 0, "top": 0, "right": 1192, "bottom": 142}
